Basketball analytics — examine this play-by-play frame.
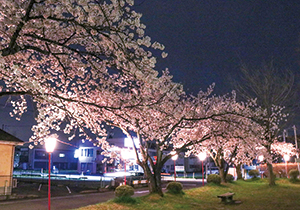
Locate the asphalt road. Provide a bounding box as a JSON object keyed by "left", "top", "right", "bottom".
{"left": 0, "top": 188, "right": 154, "bottom": 210}
{"left": 0, "top": 191, "right": 116, "bottom": 210}
{"left": 0, "top": 179, "right": 203, "bottom": 210}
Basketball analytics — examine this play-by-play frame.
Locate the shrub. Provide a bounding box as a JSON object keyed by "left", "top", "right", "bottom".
{"left": 114, "top": 196, "right": 136, "bottom": 204}
{"left": 248, "top": 169, "right": 260, "bottom": 178}
{"left": 115, "top": 185, "right": 134, "bottom": 198}
{"left": 276, "top": 169, "right": 285, "bottom": 178}
{"left": 166, "top": 181, "right": 184, "bottom": 195}
{"left": 226, "top": 174, "right": 234, "bottom": 182}
{"left": 289, "top": 169, "right": 300, "bottom": 180}
{"left": 207, "top": 174, "right": 221, "bottom": 185}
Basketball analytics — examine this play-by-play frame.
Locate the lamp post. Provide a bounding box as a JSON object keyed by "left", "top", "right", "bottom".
{"left": 45, "top": 137, "right": 57, "bottom": 210}
{"left": 198, "top": 152, "right": 206, "bottom": 186}
{"left": 121, "top": 149, "right": 129, "bottom": 185}
{"left": 171, "top": 152, "right": 178, "bottom": 182}
{"left": 284, "top": 155, "right": 290, "bottom": 178}
{"left": 258, "top": 155, "right": 264, "bottom": 179}
{"left": 124, "top": 161, "right": 127, "bottom": 185}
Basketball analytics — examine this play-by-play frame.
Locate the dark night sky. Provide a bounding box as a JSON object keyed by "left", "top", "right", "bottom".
{"left": 2, "top": 0, "right": 300, "bottom": 140}
{"left": 135, "top": 0, "right": 300, "bottom": 94}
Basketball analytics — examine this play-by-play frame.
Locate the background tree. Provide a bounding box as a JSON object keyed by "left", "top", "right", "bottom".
{"left": 101, "top": 81, "right": 241, "bottom": 196}
{"left": 188, "top": 101, "right": 265, "bottom": 182}
{"left": 231, "top": 62, "right": 299, "bottom": 185}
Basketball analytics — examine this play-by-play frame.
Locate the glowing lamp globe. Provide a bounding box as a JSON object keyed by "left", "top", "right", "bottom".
{"left": 283, "top": 155, "right": 290, "bottom": 162}
{"left": 171, "top": 151, "right": 178, "bottom": 160}
{"left": 45, "top": 137, "right": 57, "bottom": 153}
{"left": 198, "top": 152, "right": 206, "bottom": 161}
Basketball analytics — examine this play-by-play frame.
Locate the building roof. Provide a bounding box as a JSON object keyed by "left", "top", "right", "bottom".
{"left": 0, "top": 129, "right": 24, "bottom": 145}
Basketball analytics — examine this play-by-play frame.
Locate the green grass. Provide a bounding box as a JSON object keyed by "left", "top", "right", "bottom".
{"left": 76, "top": 178, "right": 300, "bottom": 210}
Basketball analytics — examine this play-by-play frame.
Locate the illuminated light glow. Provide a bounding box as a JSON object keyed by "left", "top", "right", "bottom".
{"left": 258, "top": 155, "right": 264, "bottom": 162}
{"left": 45, "top": 137, "right": 57, "bottom": 153}
{"left": 121, "top": 148, "right": 136, "bottom": 160}
{"left": 284, "top": 154, "right": 290, "bottom": 161}
{"left": 59, "top": 153, "right": 65, "bottom": 158}
{"left": 198, "top": 152, "right": 206, "bottom": 161}
{"left": 103, "top": 171, "right": 133, "bottom": 177}
{"left": 74, "top": 149, "right": 80, "bottom": 158}
{"left": 171, "top": 151, "right": 178, "bottom": 160}
{"left": 124, "top": 137, "right": 140, "bottom": 148}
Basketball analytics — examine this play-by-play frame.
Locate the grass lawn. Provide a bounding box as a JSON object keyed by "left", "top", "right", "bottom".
{"left": 76, "top": 178, "right": 300, "bottom": 210}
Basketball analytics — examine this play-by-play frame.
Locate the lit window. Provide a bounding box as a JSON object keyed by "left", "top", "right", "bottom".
{"left": 59, "top": 153, "right": 65, "bottom": 158}
{"left": 79, "top": 148, "right": 94, "bottom": 157}
{"left": 88, "top": 149, "right": 93, "bottom": 157}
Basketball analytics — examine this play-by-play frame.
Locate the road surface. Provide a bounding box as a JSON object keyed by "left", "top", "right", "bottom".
{"left": 0, "top": 179, "right": 204, "bottom": 210}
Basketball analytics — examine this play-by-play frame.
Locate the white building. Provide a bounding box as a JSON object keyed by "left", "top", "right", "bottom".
{"left": 76, "top": 137, "right": 144, "bottom": 174}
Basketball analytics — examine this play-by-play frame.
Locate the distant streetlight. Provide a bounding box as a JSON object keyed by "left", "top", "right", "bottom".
{"left": 198, "top": 152, "right": 206, "bottom": 186}
{"left": 121, "top": 149, "right": 130, "bottom": 185}
{"left": 171, "top": 152, "right": 178, "bottom": 182}
{"left": 284, "top": 154, "right": 290, "bottom": 178}
{"left": 45, "top": 137, "right": 57, "bottom": 210}
{"left": 258, "top": 155, "right": 264, "bottom": 178}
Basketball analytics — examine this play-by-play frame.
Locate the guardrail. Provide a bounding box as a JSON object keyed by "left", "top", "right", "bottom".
{"left": 12, "top": 172, "right": 149, "bottom": 190}
{"left": 12, "top": 173, "right": 114, "bottom": 190}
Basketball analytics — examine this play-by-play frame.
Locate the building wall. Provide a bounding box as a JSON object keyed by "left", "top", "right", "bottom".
{"left": 31, "top": 148, "right": 78, "bottom": 171}
{"left": 0, "top": 144, "right": 14, "bottom": 195}
{"left": 77, "top": 147, "right": 97, "bottom": 173}
{"left": 18, "top": 137, "right": 213, "bottom": 175}
{"left": 53, "top": 150, "right": 78, "bottom": 170}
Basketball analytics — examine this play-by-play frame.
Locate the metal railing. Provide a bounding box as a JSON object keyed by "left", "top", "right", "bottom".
{"left": 12, "top": 171, "right": 113, "bottom": 190}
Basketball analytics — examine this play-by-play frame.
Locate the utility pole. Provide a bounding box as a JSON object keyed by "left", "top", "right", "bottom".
{"left": 292, "top": 125, "right": 300, "bottom": 174}
{"left": 283, "top": 129, "right": 287, "bottom": 142}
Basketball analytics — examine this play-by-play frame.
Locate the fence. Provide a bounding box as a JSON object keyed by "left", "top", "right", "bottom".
{"left": 11, "top": 170, "right": 147, "bottom": 190}
{"left": 259, "top": 163, "right": 299, "bottom": 178}
{"left": 12, "top": 171, "right": 113, "bottom": 190}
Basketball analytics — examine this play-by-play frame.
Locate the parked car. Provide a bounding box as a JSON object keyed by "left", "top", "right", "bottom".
{"left": 206, "top": 168, "right": 219, "bottom": 175}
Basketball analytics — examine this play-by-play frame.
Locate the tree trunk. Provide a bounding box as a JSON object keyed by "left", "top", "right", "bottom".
{"left": 235, "top": 163, "right": 243, "bottom": 180}
{"left": 218, "top": 158, "right": 227, "bottom": 183}
{"left": 147, "top": 172, "right": 163, "bottom": 196}
{"left": 267, "top": 163, "right": 276, "bottom": 186}
{"left": 213, "top": 151, "right": 227, "bottom": 183}
{"left": 141, "top": 161, "right": 164, "bottom": 196}
{"left": 219, "top": 167, "right": 226, "bottom": 183}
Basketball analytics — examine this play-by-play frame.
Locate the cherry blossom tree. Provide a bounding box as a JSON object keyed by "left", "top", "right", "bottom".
{"left": 187, "top": 98, "right": 296, "bottom": 183}
{"left": 97, "top": 75, "right": 255, "bottom": 195}
{"left": 247, "top": 103, "right": 290, "bottom": 185}
{"left": 186, "top": 100, "right": 265, "bottom": 182}
{"left": 0, "top": 0, "right": 168, "bottom": 143}
{"left": 0, "top": 0, "right": 244, "bottom": 196}
{"left": 100, "top": 78, "right": 215, "bottom": 195}
{"left": 2, "top": 0, "right": 292, "bottom": 196}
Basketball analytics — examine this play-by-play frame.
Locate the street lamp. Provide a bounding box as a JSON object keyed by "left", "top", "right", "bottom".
{"left": 171, "top": 152, "right": 178, "bottom": 182}
{"left": 121, "top": 149, "right": 130, "bottom": 185}
{"left": 45, "top": 137, "right": 57, "bottom": 210}
{"left": 258, "top": 155, "right": 264, "bottom": 178}
{"left": 124, "top": 160, "right": 127, "bottom": 185}
{"left": 198, "top": 152, "right": 206, "bottom": 186}
{"left": 284, "top": 154, "right": 290, "bottom": 178}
